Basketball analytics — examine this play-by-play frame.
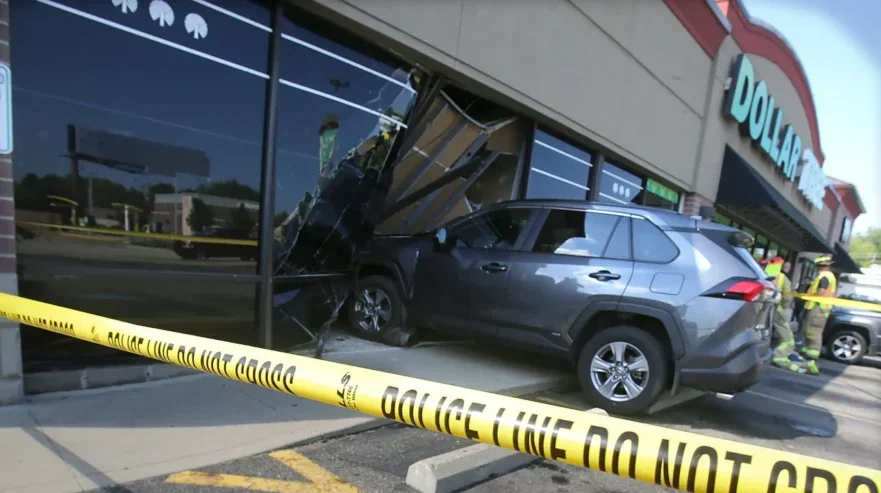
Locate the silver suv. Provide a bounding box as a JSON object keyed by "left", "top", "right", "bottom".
{"left": 350, "top": 200, "right": 775, "bottom": 414}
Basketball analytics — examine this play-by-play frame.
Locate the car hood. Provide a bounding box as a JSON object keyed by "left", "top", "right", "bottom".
{"left": 832, "top": 307, "right": 881, "bottom": 320}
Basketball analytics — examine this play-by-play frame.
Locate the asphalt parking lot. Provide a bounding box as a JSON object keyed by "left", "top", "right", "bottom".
{"left": 99, "top": 354, "right": 881, "bottom": 493}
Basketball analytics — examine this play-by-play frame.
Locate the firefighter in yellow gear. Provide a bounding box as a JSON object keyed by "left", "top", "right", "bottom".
{"left": 764, "top": 257, "right": 810, "bottom": 374}
{"left": 800, "top": 255, "right": 837, "bottom": 375}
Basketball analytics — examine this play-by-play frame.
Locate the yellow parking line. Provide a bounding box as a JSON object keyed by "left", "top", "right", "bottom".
{"left": 165, "top": 451, "right": 359, "bottom": 492}
{"left": 166, "top": 471, "right": 313, "bottom": 493}
{"left": 745, "top": 390, "right": 881, "bottom": 427}
{"left": 270, "top": 451, "right": 357, "bottom": 488}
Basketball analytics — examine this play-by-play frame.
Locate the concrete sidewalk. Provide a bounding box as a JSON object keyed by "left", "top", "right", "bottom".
{"left": 0, "top": 342, "right": 572, "bottom": 493}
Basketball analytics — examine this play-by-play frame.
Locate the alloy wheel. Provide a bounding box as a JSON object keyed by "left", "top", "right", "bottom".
{"left": 353, "top": 288, "right": 392, "bottom": 334}
{"left": 832, "top": 334, "right": 863, "bottom": 362}
{"left": 589, "top": 341, "right": 650, "bottom": 402}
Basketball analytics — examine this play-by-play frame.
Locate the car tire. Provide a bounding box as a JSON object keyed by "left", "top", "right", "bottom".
{"left": 195, "top": 250, "right": 208, "bottom": 261}
{"left": 825, "top": 329, "right": 867, "bottom": 364}
{"left": 347, "top": 276, "right": 403, "bottom": 342}
{"left": 576, "top": 325, "right": 669, "bottom": 416}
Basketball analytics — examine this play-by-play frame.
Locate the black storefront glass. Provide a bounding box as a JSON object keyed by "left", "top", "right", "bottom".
{"left": 11, "top": 0, "right": 271, "bottom": 369}
{"left": 598, "top": 161, "right": 643, "bottom": 205}
{"left": 526, "top": 130, "right": 591, "bottom": 200}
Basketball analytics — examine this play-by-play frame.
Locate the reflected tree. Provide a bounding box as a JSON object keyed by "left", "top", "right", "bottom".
{"left": 187, "top": 197, "right": 214, "bottom": 233}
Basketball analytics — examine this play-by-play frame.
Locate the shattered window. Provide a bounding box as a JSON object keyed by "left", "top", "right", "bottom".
{"left": 272, "top": 8, "right": 420, "bottom": 277}
{"left": 269, "top": 7, "right": 423, "bottom": 348}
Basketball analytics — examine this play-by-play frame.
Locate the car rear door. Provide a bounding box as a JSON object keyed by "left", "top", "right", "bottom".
{"left": 409, "top": 206, "right": 538, "bottom": 339}
{"left": 499, "top": 208, "right": 634, "bottom": 350}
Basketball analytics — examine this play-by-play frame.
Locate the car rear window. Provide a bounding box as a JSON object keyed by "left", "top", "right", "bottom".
{"left": 702, "top": 229, "right": 766, "bottom": 278}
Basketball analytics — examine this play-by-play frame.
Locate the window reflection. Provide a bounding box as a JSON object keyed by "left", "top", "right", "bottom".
{"left": 11, "top": 0, "right": 269, "bottom": 369}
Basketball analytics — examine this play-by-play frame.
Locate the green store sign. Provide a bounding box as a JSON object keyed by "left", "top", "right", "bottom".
{"left": 646, "top": 179, "right": 679, "bottom": 204}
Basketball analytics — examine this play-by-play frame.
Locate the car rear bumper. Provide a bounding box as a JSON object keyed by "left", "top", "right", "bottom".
{"left": 679, "top": 341, "right": 772, "bottom": 394}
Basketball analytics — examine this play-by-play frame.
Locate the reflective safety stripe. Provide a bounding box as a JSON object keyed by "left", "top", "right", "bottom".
{"left": 802, "top": 348, "right": 821, "bottom": 358}
{"left": 776, "top": 340, "right": 795, "bottom": 350}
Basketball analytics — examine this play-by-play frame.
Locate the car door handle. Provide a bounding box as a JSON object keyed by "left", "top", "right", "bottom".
{"left": 481, "top": 262, "right": 508, "bottom": 273}
{"left": 589, "top": 270, "right": 621, "bottom": 281}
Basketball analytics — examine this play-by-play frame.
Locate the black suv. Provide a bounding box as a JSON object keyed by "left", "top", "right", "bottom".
{"left": 350, "top": 200, "right": 775, "bottom": 414}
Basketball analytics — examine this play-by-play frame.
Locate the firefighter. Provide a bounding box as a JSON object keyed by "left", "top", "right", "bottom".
{"left": 800, "top": 255, "right": 837, "bottom": 375}
{"left": 764, "top": 257, "right": 809, "bottom": 374}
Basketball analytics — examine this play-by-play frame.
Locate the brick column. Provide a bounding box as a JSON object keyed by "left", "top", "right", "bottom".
{"left": 681, "top": 192, "right": 715, "bottom": 217}
{"left": 0, "top": 0, "right": 24, "bottom": 405}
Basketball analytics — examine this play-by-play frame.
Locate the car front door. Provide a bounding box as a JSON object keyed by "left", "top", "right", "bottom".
{"left": 500, "top": 209, "right": 634, "bottom": 350}
{"left": 408, "top": 206, "right": 538, "bottom": 339}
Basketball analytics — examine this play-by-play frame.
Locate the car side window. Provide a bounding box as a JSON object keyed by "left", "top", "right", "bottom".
{"left": 632, "top": 217, "right": 679, "bottom": 263}
{"left": 603, "top": 217, "right": 631, "bottom": 260}
{"left": 532, "top": 210, "right": 619, "bottom": 257}
{"left": 448, "top": 208, "right": 533, "bottom": 250}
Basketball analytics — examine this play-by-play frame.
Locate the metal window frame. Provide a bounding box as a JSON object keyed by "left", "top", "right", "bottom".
{"left": 512, "top": 121, "right": 536, "bottom": 200}
{"left": 587, "top": 153, "right": 604, "bottom": 202}
{"left": 256, "top": 0, "right": 284, "bottom": 349}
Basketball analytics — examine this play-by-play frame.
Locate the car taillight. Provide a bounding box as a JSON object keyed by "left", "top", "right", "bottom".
{"left": 726, "top": 280, "right": 767, "bottom": 301}
{"left": 703, "top": 278, "right": 775, "bottom": 302}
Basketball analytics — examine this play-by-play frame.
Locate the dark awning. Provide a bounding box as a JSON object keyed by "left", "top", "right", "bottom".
{"left": 716, "top": 147, "right": 833, "bottom": 253}
{"left": 834, "top": 243, "right": 863, "bottom": 274}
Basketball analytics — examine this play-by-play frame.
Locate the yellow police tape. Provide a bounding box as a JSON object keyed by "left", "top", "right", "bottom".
{"left": 17, "top": 221, "right": 258, "bottom": 246}
{"left": 1, "top": 292, "right": 879, "bottom": 493}
{"left": 787, "top": 293, "right": 881, "bottom": 313}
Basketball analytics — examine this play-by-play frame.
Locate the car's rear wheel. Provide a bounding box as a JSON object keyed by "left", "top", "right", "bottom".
{"left": 347, "top": 276, "right": 402, "bottom": 342}
{"left": 577, "top": 326, "right": 668, "bottom": 416}
{"left": 825, "top": 329, "right": 867, "bottom": 364}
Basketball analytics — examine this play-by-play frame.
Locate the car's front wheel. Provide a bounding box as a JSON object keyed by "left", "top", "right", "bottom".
{"left": 825, "top": 329, "right": 867, "bottom": 364}
{"left": 347, "top": 276, "right": 403, "bottom": 342}
{"left": 577, "top": 326, "right": 668, "bottom": 416}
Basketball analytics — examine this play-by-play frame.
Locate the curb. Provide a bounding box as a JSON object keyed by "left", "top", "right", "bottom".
{"left": 23, "top": 339, "right": 474, "bottom": 396}
{"left": 406, "top": 444, "right": 538, "bottom": 493}
{"left": 23, "top": 363, "right": 199, "bottom": 395}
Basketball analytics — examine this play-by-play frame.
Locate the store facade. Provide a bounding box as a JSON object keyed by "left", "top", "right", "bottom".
{"left": 0, "top": 0, "right": 865, "bottom": 402}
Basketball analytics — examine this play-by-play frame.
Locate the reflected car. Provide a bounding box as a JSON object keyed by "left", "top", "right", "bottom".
{"left": 351, "top": 200, "right": 776, "bottom": 415}
{"left": 172, "top": 226, "right": 257, "bottom": 261}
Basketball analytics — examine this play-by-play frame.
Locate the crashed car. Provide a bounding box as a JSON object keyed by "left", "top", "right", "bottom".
{"left": 351, "top": 199, "right": 775, "bottom": 414}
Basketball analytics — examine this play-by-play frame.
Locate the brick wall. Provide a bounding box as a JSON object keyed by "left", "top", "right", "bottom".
{"left": 0, "top": 0, "right": 23, "bottom": 405}
{"left": 681, "top": 192, "right": 715, "bottom": 217}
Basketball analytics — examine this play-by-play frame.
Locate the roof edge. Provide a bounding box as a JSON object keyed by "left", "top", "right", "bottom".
{"left": 726, "top": 0, "right": 825, "bottom": 165}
